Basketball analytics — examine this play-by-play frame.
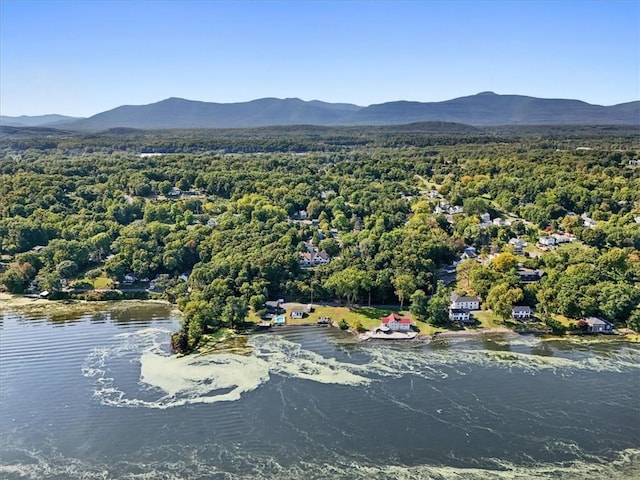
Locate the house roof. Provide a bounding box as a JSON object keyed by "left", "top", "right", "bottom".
{"left": 451, "top": 292, "right": 480, "bottom": 303}
{"left": 512, "top": 306, "right": 532, "bottom": 312}
{"left": 381, "top": 313, "right": 412, "bottom": 324}
{"left": 516, "top": 268, "right": 545, "bottom": 279}
{"left": 584, "top": 316, "right": 612, "bottom": 326}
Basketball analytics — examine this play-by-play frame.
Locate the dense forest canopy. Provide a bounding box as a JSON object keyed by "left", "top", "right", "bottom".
{"left": 1, "top": 124, "right": 639, "bottom": 348}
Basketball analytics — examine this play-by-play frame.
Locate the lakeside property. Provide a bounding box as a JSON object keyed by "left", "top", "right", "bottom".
{"left": 2, "top": 293, "right": 638, "bottom": 354}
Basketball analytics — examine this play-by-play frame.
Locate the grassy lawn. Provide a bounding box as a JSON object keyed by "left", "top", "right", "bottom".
{"left": 523, "top": 243, "right": 545, "bottom": 257}
{"left": 472, "top": 310, "right": 505, "bottom": 329}
{"left": 552, "top": 314, "right": 576, "bottom": 329}
{"left": 195, "top": 328, "right": 251, "bottom": 355}
{"left": 93, "top": 275, "right": 114, "bottom": 289}
{"left": 414, "top": 174, "right": 441, "bottom": 192}
{"left": 249, "top": 303, "right": 446, "bottom": 336}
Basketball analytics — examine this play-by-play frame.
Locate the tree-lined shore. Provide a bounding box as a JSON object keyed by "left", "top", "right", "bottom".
{"left": 1, "top": 125, "right": 639, "bottom": 352}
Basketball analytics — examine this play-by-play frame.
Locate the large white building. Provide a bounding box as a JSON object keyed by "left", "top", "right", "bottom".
{"left": 450, "top": 292, "right": 481, "bottom": 310}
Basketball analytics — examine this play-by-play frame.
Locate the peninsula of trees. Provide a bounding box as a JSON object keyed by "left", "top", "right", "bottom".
{"left": 1, "top": 123, "right": 638, "bottom": 351}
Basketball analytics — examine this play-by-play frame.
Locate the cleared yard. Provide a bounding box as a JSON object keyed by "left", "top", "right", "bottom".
{"left": 250, "top": 303, "right": 445, "bottom": 336}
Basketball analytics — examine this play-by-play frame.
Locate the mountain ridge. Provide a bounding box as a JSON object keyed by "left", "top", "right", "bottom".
{"left": 2, "top": 92, "right": 638, "bottom": 129}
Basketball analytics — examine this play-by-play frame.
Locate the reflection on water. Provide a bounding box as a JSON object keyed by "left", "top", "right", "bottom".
{"left": 1, "top": 305, "right": 639, "bottom": 479}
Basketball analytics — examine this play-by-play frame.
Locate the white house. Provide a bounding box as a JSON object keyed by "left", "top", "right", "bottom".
{"left": 581, "top": 213, "right": 597, "bottom": 228}
{"left": 552, "top": 233, "right": 574, "bottom": 244}
{"left": 479, "top": 212, "right": 491, "bottom": 223}
{"left": 299, "top": 251, "right": 331, "bottom": 267}
{"left": 380, "top": 313, "right": 413, "bottom": 332}
{"left": 291, "top": 310, "right": 305, "bottom": 319}
{"left": 511, "top": 306, "right": 533, "bottom": 320}
{"left": 449, "top": 308, "right": 471, "bottom": 323}
{"left": 450, "top": 292, "right": 481, "bottom": 310}
{"left": 538, "top": 236, "right": 556, "bottom": 247}
{"left": 509, "top": 237, "right": 527, "bottom": 254}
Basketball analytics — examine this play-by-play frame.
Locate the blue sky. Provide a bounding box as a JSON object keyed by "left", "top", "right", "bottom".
{"left": 1, "top": 0, "right": 638, "bottom": 116}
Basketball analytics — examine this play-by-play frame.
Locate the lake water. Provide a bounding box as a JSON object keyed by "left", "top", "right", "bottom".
{"left": 1, "top": 302, "right": 639, "bottom": 479}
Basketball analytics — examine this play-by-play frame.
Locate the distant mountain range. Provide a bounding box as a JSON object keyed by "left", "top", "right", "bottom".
{"left": 2, "top": 92, "right": 638, "bottom": 130}
{"left": 0, "top": 114, "right": 82, "bottom": 127}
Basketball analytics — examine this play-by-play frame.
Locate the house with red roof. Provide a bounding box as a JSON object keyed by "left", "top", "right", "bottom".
{"left": 380, "top": 313, "right": 413, "bottom": 332}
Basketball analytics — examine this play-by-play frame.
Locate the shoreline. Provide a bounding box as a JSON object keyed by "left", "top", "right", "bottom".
{"left": 2, "top": 293, "right": 637, "bottom": 344}
{"left": 0, "top": 292, "right": 175, "bottom": 318}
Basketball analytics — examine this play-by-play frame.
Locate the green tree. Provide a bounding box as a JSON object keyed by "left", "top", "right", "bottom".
{"left": 37, "top": 270, "right": 62, "bottom": 292}
{"left": 85, "top": 268, "right": 102, "bottom": 289}
{"left": 56, "top": 260, "right": 78, "bottom": 281}
{"left": 324, "top": 267, "right": 368, "bottom": 305}
{"left": 596, "top": 282, "right": 640, "bottom": 323}
{"left": 409, "top": 289, "right": 429, "bottom": 322}
{"left": 159, "top": 180, "right": 172, "bottom": 196}
{"left": 222, "top": 296, "right": 248, "bottom": 329}
{"left": 1, "top": 262, "right": 36, "bottom": 293}
{"left": 426, "top": 282, "right": 450, "bottom": 326}
{"left": 89, "top": 232, "right": 111, "bottom": 262}
{"left": 392, "top": 273, "right": 416, "bottom": 309}
{"left": 490, "top": 252, "right": 518, "bottom": 273}
{"left": 456, "top": 259, "right": 478, "bottom": 292}
{"left": 486, "top": 283, "right": 524, "bottom": 320}
{"left": 249, "top": 293, "right": 266, "bottom": 315}
{"left": 627, "top": 308, "right": 640, "bottom": 332}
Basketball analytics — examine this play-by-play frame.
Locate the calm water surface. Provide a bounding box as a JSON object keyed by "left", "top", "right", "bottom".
{"left": 1, "top": 302, "right": 639, "bottom": 479}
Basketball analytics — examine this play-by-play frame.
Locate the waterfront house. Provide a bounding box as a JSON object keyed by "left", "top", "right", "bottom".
{"left": 584, "top": 316, "right": 614, "bottom": 333}
{"left": 450, "top": 292, "right": 481, "bottom": 310}
{"left": 449, "top": 293, "right": 480, "bottom": 324}
{"left": 449, "top": 308, "right": 471, "bottom": 323}
{"left": 511, "top": 306, "right": 533, "bottom": 320}
{"left": 380, "top": 313, "right": 413, "bottom": 332}
{"left": 265, "top": 299, "right": 285, "bottom": 315}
